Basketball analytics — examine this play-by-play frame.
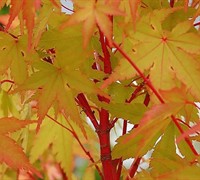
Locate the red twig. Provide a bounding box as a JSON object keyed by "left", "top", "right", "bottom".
{"left": 194, "top": 22, "right": 200, "bottom": 27}
{"left": 99, "top": 29, "right": 112, "bottom": 74}
{"left": 110, "top": 117, "right": 118, "bottom": 127}
{"left": 126, "top": 158, "right": 141, "bottom": 180}
{"left": 1, "top": 79, "right": 14, "bottom": 85}
{"left": 170, "top": 0, "right": 175, "bottom": 7}
{"left": 143, "top": 93, "right": 150, "bottom": 106}
{"left": 126, "top": 83, "right": 145, "bottom": 103}
{"left": 113, "top": 42, "right": 198, "bottom": 158}
{"left": 0, "top": 79, "right": 15, "bottom": 93}
{"left": 76, "top": 93, "right": 99, "bottom": 130}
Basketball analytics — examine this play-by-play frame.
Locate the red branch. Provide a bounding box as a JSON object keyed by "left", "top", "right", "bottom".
{"left": 113, "top": 42, "right": 198, "bottom": 160}
{"left": 96, "top": 22, "right": 116, "bottom": 178}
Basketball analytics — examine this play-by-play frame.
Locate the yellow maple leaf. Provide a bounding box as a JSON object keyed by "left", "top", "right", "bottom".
{"left": 17, "top": 60, "right": 107, "bottom": 135}
{"left": 0, "top": 32, "right": 28, "bottom": 85}
{"left": 103, "top": 9, "right": 200, "bottom": 100}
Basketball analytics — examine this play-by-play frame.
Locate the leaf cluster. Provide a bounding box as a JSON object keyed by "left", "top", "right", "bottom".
{"left": 0, "top": 0, "right": 200, "bottom": 179}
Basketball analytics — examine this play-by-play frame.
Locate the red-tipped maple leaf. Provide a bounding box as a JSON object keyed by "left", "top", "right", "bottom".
{"left": 0, "top": 117, "right": 41, "bottom": 178}
{"left": 129, "top": 0, "right": 141, "bottom": 29}
{"left": 4, "top": 0, "right": 41, "bottom": 49}
{"left": 112, "top": 102, "right": 183, "bottom": 160}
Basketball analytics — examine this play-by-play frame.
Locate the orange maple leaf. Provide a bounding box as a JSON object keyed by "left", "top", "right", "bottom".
{"left": 61, "top": 0, "right": 124, "bottom": 47}
{"left": 5, "top": 0, "right": 41, "bottom": 49}
{"left": 0, "top": 117, "right": 41, "bottom": 178}
{"left": 129, "top": 0, "right": 141, "bottom": 30}
{"left": 0, "top": 15, "right": 19, "bottom": 29}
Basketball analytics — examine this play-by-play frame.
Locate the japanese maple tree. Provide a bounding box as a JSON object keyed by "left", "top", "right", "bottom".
{"left": 0, "top": 0, "right": 200, "bottom": 179}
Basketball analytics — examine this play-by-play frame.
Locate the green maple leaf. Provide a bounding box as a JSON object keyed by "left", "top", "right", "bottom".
{"left": 104, "top": 9, "right": 200, "bottom": 100}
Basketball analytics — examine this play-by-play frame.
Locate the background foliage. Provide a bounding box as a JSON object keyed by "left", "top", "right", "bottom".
{"left": 0, "top": 0, "right": 200, "bottom": 179}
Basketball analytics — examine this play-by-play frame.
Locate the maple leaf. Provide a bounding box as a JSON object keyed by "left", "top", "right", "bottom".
{"left": 5, "top": 0, "right": 32, "bottom": 47}
{"left": 4, "top": 0, "right": 23, "bottom": 30}
{"left": 112, "top": 102, "right": 183, "bottom": 160}
{"left": 96, "top": 101, "right": 147, "bottom": 123}
{"left": 22, "top": 0, "right": 36, "bottom": 49}
{"left": 18, "top": 60, "right": 106, "bottom": 134}
{"left": 31, "top": 2, "right": 55, "bottom": 48}
{"left": 38, "top": 27, "right": 85, "bottom": 68}
{"left": 159, "top": 85, "right": 199, "bottom": 123}
{"left": 0, "top": 0, "right": 7, "bottom": 8}
{"left": 0, "top": 117, "right": 41, "bottom": 177}
{"left": 129, "top": 0, "right": 141, "bottom": 29}
{"left": 149, "top": 123, "right": 197, "bottom": 178}
{"left": 152, "top": 158, "right": 200, "bottom": 180}
{"left": 4, "top": 0, "right": 41, "bottom": 49}
{"left": 0, "top": 32, "right": 27, "bottom": 84}
{"left": 103, "top": 9, "right": 200, "bottom": 100}
{"left": 52, "top": 116, "right": 74, "bottom": 177}
{"left": 150, "top": 123, "right": 178, "bottom": 177}
{"left": 0, "top": 14, "right": 19, "bottom": 29}
{"left": 30, "top": 116, "right": 73, "bottom": 177}
{"left": 30, "top": 115, "right": 98, "bottom": 178}
{"left": 18, "top": 60, "right": 83, "bottom": 133}
{"left": 61, "top": 0, "right": 124, "bottom": 47}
